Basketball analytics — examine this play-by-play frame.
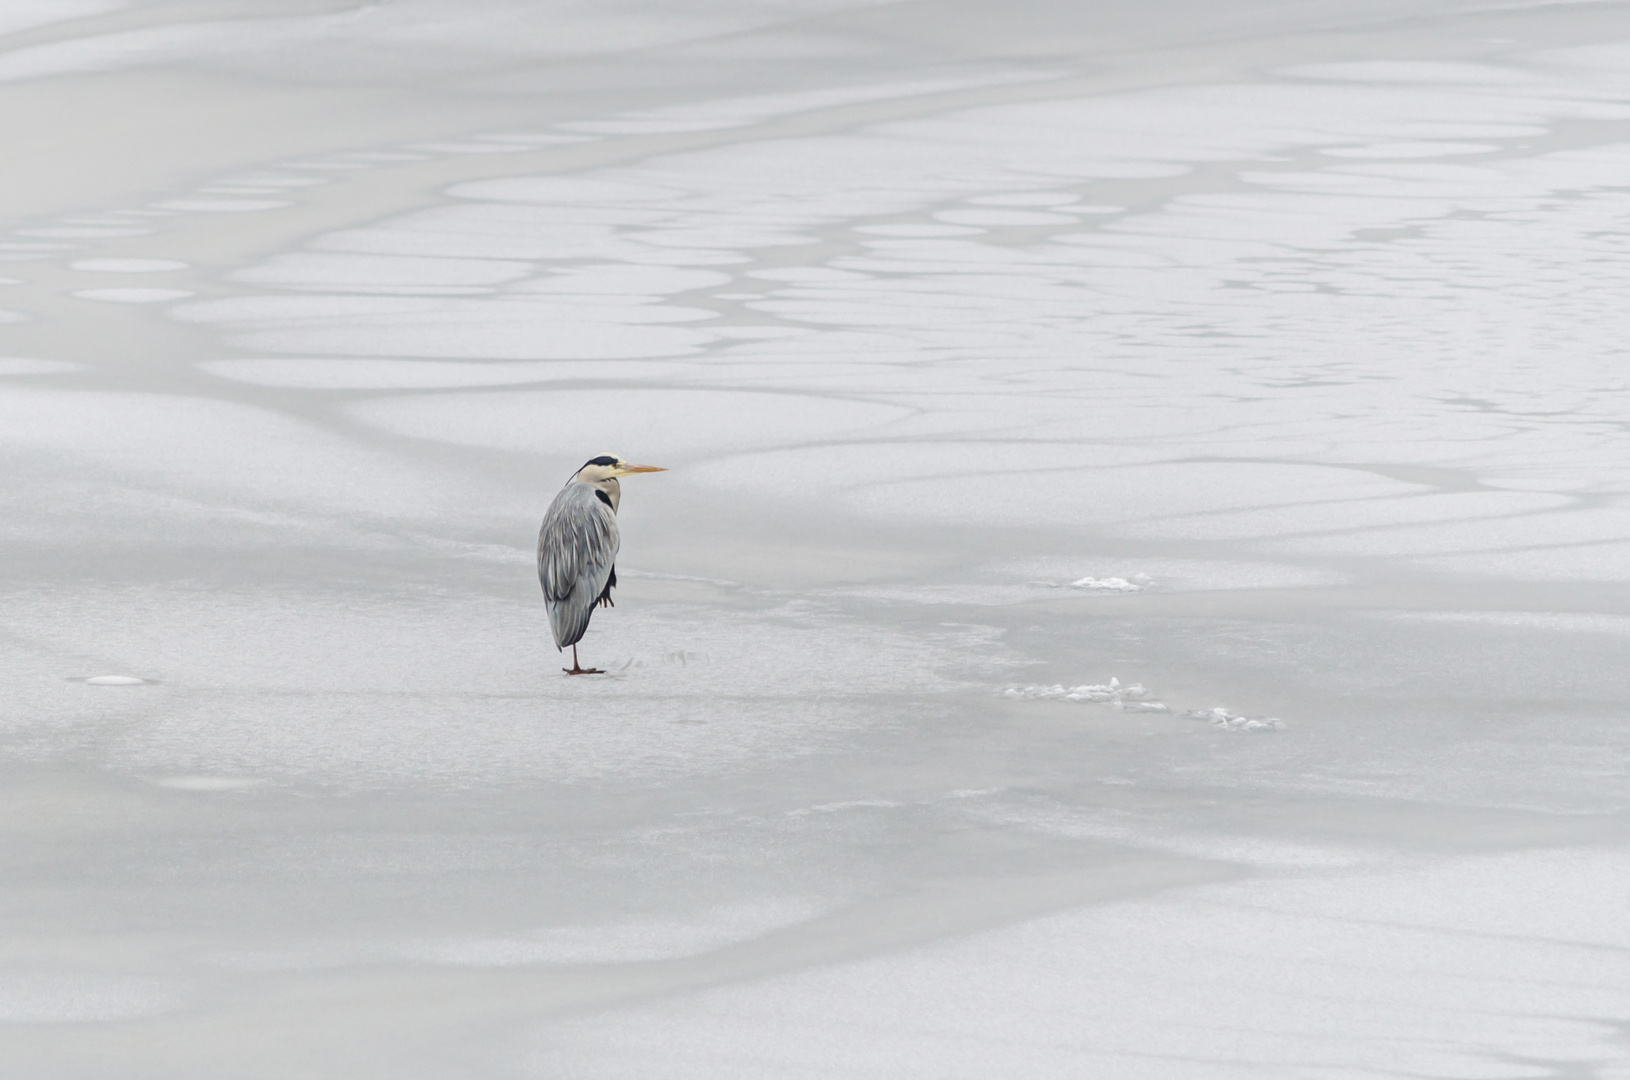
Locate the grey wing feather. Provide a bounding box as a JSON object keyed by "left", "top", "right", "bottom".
{"left": 538, "top": 483, "right": 620, "bottom": 649}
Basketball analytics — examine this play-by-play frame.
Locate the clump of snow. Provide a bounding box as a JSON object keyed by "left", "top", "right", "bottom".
{"left": 1001, "top": 677, "right": 1169, "bottom": 712}
{"left": 1187, "top": 707, "right": 1284, "bottom": 732}
{"left": 85, "top": 675, "right": 146, "bottom": 686}
{"left": 1003, "top": 682, "right": 1284, "bottom": 728}
{"left": 1068, "top": 573, "right": 1153, "bottom": 591}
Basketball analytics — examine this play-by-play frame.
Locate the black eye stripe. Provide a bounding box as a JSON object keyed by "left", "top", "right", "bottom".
{"left": 584, "top": 455, "right": 620, "bottom": 468}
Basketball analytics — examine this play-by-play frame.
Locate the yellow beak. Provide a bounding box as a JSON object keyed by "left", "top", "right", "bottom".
{"left": 615, "top": 463, "right": 667, "bottom": 475}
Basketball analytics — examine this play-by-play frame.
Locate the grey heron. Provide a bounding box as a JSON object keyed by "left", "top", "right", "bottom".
{"left": 538, "top": 454, "right": 666, "bottom": 675}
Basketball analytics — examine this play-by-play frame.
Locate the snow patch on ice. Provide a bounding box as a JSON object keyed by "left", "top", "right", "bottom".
{"left": 1006, "top": 682, "right": 1282, "bottom": 728}
{"left": 1009, "top": 558, "right": 1349, "bottom": 592}
{"left": 84, "top": 675, "right": 146, "bottom": 686}
{"left": 1002, "top": 678, "right": 1169, "bottom": 712}
{"left": 1187, "top": 707, "right": 1285, "bottom": 732}
{"left": 1067, "top": 574, "right": 1151, "bottom": 591}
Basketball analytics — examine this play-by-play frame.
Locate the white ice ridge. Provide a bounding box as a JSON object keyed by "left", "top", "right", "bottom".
{"left": 1001, "top": 677, "right": 1169, "bottom": 712}
{"left": 1187, "top": 707, "right": 1285, "bottom": 732}
{"left": 1068, "top": 574, "right": 1152, "bottom": 591}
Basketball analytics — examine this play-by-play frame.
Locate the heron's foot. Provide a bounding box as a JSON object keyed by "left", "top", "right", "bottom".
{"left": 563, "top": 665, "right": 605, "bottom": 676}
{"left": 598, "top": 596, "right": 615, "bottom": 608}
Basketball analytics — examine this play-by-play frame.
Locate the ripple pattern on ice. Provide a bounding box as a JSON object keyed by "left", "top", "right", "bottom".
{"left": 151, "top": 44, "right": 1630, "bottom": 582}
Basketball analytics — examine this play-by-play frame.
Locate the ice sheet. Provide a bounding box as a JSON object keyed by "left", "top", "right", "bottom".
{"left": 71, "top": 287, "right": 193, "bottom": 303}
{"left": 4, "top": 0, "right": 1630, "bottom": 1076}
{"left": 70, "top": 258, "right": 189, "bottom": 272}
{"left": 538, "top": 849, "right": 1630, "bottom": 1078}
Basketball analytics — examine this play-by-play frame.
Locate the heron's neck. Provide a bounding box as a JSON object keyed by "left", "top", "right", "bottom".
{"left": 581, "top": 475, "right": 620, "bottom": 512}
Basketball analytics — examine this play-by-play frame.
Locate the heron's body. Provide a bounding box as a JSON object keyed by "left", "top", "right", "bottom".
{"left": 537, "top": 455, "right": 664, "bottom": 675}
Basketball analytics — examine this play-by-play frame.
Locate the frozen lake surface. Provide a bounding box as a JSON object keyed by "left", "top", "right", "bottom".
{"left": 3, "top": 0, "right": 1630, "bottom": 1075}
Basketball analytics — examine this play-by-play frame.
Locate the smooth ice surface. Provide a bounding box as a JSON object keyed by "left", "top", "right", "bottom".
{"left": 0, "top": 357, "right": 79, "bottom": 376}
{"left": 4, "top": 0, "right": 1630, "bottom": 1076}
{"left": 540, "top": 848, "right": 1630, "bottom": 1078}
{"left": 71, "top": 287, "right": 193, "bottom": 303}
{"left": 70, "top": 258, "right": 189, "bottom": 272}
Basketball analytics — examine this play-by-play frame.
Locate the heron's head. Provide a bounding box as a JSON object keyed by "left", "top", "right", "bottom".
{"left": 573, "top": 454, "right": 667, "bottom": 484}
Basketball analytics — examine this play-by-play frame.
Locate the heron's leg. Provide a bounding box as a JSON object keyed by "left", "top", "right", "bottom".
{"left": 563, "top": 643, "right": 604, "bottom": 676}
